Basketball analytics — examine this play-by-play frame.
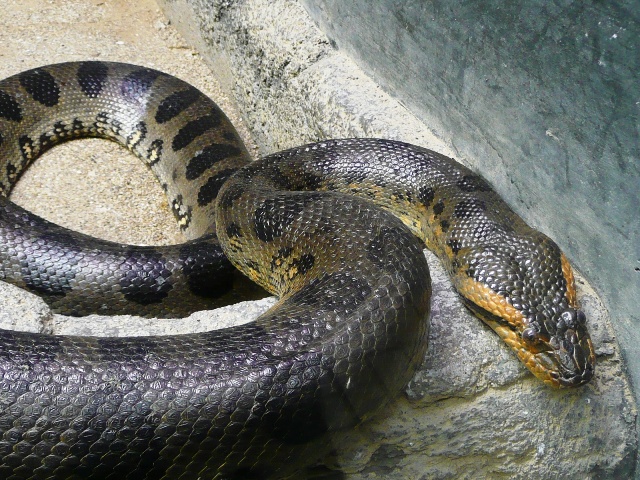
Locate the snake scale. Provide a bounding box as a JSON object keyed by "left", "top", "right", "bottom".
{"left": 0, "top": 62, "right": 595, "bottom": 479}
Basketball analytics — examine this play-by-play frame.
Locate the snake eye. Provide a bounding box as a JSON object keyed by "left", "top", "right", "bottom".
{"left": 522, "top": 328, "right": 539, "bottom": 345}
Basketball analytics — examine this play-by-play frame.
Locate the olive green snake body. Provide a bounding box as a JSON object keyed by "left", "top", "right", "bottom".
{"left": 0, "top": 62, "right": 595, "bottom": 478}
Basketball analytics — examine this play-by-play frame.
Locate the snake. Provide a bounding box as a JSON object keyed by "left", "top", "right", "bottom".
{"left": 0, "top": 61, "right": 595, "bottom": 479}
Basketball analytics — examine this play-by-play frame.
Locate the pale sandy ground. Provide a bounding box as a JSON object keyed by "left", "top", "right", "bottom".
{"left": 1, "top": 0, "right": 257, "bottom": 246}
{"left": 0, "top": 0, "right": 275, "bottom": 334}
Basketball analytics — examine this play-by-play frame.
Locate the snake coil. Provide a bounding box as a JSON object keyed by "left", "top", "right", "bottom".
{"left": 0, "top": 62, "right": 595, "bottom": 479}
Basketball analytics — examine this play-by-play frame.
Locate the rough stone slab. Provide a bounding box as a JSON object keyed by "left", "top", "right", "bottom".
{"left": 0, "top": 282, "right": 51, "bottom": 334}
{"left": 50, "top": 297, "right": 276, "bottom": 337}
{"left": 157, "top": 0, "right": 454, "bottom": 158}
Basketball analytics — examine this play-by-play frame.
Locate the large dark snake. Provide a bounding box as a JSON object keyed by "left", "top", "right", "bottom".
{"left": 0, "top": 62, "right": 595, "bottom": 479}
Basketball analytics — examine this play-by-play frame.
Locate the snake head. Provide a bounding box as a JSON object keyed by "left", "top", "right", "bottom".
{"left": 520, "top": 308, "right": 595, "bottom": 388}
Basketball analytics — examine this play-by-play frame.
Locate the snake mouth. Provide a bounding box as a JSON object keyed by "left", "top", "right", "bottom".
{"left": 531, "top": 339, "right": 595, "bottom": 388}
{"left": 474, "top": 304, "right": 596, "bottom": 388}
{"left": 522, "top": 308, "right": 596, "bottom": 388}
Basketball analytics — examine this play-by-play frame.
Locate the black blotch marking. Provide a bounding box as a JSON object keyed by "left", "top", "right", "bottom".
{"left": 418, "top": 186, "right": 435, "bottom": 208}
{"left": 120, "top": 68, "right": 160, "bottom": 103}
{"left": 440, "top": 219, "right": 450, "bottom": 232}
{"left": 225, "top": 222, "right": 242, "bottom": 239}
{"left": 454, "top": 198, "right": 486, "bottom": 219}
{"left": 223, "top": 130, "right": 238, "bottom": 142}
{"left": 218, "top": 183, "right": 245, "bottom": 209}
{"left": 6, "top": 162, "right": 17, "bottom": 182}
{"left": 457, "top": 174, "right": 491, "bottom": 193}
{"left": 38, "top": 125, "right": 59, "bottom": 150}
{"left": 0, "top": 90, "right": 22, "bottom": 121}
{"left": 253, "top": 198, "right": 298, "bottom": 242}
{"left": 171, "top": 194, "right": 192, "bottom": 230}
{"left": 254, "top": 197, "right": 288, "bottom": 242}
{"left": 21, "top": 232, "right": 80, "bottom": 297}
{"left": 95, "top": 111, "right": 124, "bottom": 137}
{"left": 465, "top": 257, "right": 480, "bottom": 280}
{"left": 34, "top": 120, "right": 88, "bottom": 152}
{"left": 18, "top": 135, "right": 34, "bottom": 162}
{"left": 0, "top": 131, "right": 3, "bottom": 148}
{"left": 447, "top": 239, "right": 462, "bottom": 255}
{"left": 186, "top": 144, "right": 242, "bottom": 180}
{"left": 172, "top": 112, "right": 221, "bottom": 151}
{"left": 179, "top": 239, "right": 234, "bottom": 298}
{"left": 71, "top": 118, "right": 85, "bottom": 134}
{"left": 303, "top": 172, "right": 323, "bottom": 190}
{"left": 279, "top": 247, "right": 293, "bottom": 257}
{"left": 38, "top": 131, "right": 53, "bottom": 149}
{"left": 77, "top": 61, "right": 109, "bottom": 97}
{"left": 269, "top": 163, "right": 294, "bottom": 190}
{"left": 270, "top": 247, "right": 294, "bottom": 272}
{"left": 119, "top": 249, "right": 174, "bottom": 305}
{"left": 198, "top": 168, "right": 238, "bottom": 207}
{"left": 127, "top": 121, "right": 147, "bottom": 149}
{"left": 253, "top": 194, "right": 324, "bottom": 243}
{"left": 147, "top": 139, "right": 163, "bottom": 166}
{"left": 19, "top": 69, "right": 60, "bottom": 107}
{"left": 155, "top": 88, "right": 201, "bottom": 124}
{"left": 279, "top": 159, "right": 326, "bottom": 191}
{"left": 363, "top": 189, "right": 378, "bottom": 200}
{"left": 433, "top": 199, "right": 445, "bottom": 216}
{"left": 390, "top": 189, "right": 409, "bottom": 202}
{"left": 246, "top": 259, "right": 261, "bottom": 275}
{"left": 291, "top": 253, "right": 315, "bottom": 275}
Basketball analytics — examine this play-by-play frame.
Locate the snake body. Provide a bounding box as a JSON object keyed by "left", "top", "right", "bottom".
{"left": 0, "top": 62, "right": 595, "bottom": 478}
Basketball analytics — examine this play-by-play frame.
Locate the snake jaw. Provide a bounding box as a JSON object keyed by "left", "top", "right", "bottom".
{"left": 484, "top": 308, "right": 595, "bottom": 388}
{"left": 544, "top": 308, "right": 595, "bottom": 387}
{"left": 517, "top": 308, "right": 595, "bottom": 387}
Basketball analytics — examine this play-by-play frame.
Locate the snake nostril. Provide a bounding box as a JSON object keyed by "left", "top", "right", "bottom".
{"left": 576, "top": 309, "right": 587, "bottom": 326}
